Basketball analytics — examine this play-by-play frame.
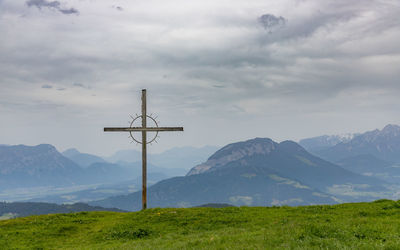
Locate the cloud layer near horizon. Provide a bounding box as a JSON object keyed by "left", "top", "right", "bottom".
{"left": 0, "top": 0, "right": 399, "bottom": 155}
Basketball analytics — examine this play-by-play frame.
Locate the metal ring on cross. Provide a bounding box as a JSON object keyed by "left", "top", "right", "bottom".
{"left": 129, "top": 115, "right": 159, "bottom": 144}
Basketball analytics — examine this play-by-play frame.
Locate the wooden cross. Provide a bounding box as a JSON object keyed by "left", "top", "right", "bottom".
{"left": 104, "top": 89, "right": 183, "bottom": 210}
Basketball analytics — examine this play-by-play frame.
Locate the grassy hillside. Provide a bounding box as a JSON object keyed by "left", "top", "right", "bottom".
{"left": 1, "top": 200, "right": 400, "bottom": 249}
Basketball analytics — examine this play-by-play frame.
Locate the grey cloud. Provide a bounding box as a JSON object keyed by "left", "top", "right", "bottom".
{"left": 112, "top": 5, "right": 123, "bottom": 11}
{"left": 57, "top": 87, "right": 66, "bottom": 91}
{"left": 41, "top": 84, "right": 52, "bottom": 89}
{"left": 258, "top": 14, "right": 287, "bottom": 33}
{"left": 73, "top": 83, "right": 84, "bottom": 87}
{"left": 58, "top": 7, "right": 79, "bottom": 15}
{"left": 254, "top": 2, "right": 378, "bottom": 46}
{"left": 73, "top": 83, "right": 90, "bottom": 89}
{"left": 26, "top": 0, "right": 60, "bottom": 8}
{"left": 26, "top": 0, "right": 79, "bottom": 15}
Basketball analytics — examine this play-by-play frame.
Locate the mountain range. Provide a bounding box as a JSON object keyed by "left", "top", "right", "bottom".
{"left": 301, "top": 125, "right": 400, "bottom": 183}
{"left": 315, "top": 125, "right": 400, "bottom": 163}
{"left": 2, "top": 124, "right": 400, "bottom": 211}
{"left": 91, "top": 138, "right": 388, "bottom": 211}
{"left": 0, "top": 144, "right": 220, "bottom": 203}
{"left": 0, "top": 144, "right": 149, "bottom": 190}
{"left": 0, "top": 144, "right": 83, "bottom": 188}
{"left": 299, "top": 133, "right": 356, "bottom": 152}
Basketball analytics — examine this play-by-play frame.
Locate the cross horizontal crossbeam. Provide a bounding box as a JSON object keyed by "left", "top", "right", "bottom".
{"left": 104, "top": 127, "right": 184, "bottom": 132}
{"left": 104, "top": 89, "right": 183, "bottom": 210}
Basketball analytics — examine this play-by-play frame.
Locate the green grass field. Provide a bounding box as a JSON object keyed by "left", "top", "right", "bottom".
{"left": 1, "top": 200, "right": 400, "bottom": 249}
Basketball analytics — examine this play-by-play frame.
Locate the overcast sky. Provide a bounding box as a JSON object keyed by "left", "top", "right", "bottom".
{"left": 0, "top": 0, "right": 399, "bottom": 156}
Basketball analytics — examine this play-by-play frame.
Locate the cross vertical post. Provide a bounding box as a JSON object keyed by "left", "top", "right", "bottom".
{"left": 141, "top": 89, "right": 147, "bottom": 210}
{"left": 104, "top": 89, "right": 183, "bottom": 210}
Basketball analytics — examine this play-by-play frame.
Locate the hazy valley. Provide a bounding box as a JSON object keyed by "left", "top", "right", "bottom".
{"left": 2, "top": 125, "right": 400, "bottom": 216}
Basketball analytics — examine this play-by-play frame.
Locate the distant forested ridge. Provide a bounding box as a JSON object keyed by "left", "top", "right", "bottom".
{"left": 0, "top": 202, "right": 124, "bottom": 218}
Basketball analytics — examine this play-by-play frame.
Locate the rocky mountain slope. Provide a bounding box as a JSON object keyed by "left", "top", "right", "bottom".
{"left": 316, "top": 125, "right": 400, "bottom": 163}
{"left": 187, "top": 138, "right": 384, "bottom": 192}
{"left": 0, "top": 144, "right": 83, "bottom": 188}
{"left": 0, "top": 145, "right": 135, "bottom": 189}
{"left": 299, "top": 134, "right": 356, "bottom": 153}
